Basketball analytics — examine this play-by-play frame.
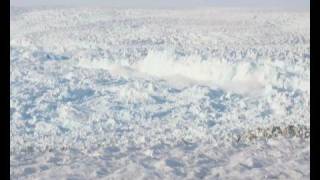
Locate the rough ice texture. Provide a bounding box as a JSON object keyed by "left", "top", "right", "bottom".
{"left": 10, "top": 7, "right": 309, "bottom": 179}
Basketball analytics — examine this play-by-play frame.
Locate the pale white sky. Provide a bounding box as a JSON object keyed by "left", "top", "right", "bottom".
{"left": 10, "top": 0, "right": 310, "bottom": 9}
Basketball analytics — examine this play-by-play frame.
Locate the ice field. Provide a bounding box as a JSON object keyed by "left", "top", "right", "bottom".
{"left": 10, "top": 7, "right": 310, "bottom": 179}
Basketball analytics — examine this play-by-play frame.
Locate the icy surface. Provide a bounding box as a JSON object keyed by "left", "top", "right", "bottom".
{"left": 10, "top": 7, "right": 309, "bottom": 179}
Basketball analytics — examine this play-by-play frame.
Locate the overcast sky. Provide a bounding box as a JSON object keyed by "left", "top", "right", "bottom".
{"left": 10, "top": 0, "right": 310, "bottom": 9}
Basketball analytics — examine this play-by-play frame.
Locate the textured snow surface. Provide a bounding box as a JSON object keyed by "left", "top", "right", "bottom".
{"left": 10, "top": 7, "right": 309, "bottom": 179}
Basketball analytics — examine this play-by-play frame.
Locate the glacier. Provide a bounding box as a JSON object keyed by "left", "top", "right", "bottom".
{"left": 10, "top": 7, "right": 309, "bottom": 179}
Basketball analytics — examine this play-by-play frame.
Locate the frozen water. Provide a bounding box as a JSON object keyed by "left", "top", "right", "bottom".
{"left": 10, "top": 7, "right": 309, "bottom": 179}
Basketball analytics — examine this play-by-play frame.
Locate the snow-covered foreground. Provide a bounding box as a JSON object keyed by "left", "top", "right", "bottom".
{"left": 10, "top": 7, "right": 309, "bottom": 179}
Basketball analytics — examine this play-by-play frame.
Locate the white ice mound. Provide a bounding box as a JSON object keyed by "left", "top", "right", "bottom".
{"left": 135, "top": 50, "right": 265, "bottom": 94}
{"left": 78, "top": 48, "right": 309, "bottom": 96}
